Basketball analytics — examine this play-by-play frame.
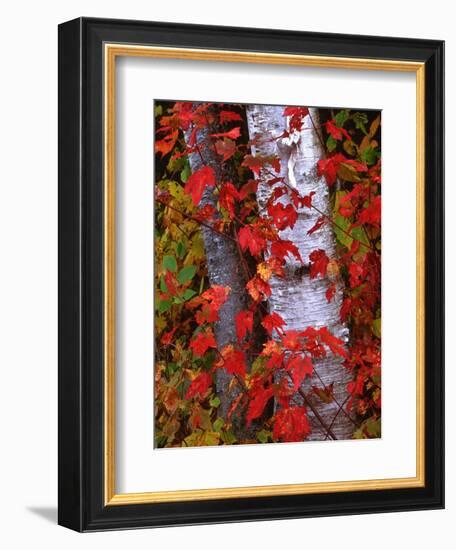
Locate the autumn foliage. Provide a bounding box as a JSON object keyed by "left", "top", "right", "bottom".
{"left": 154, "top": 101, "right": 381, "bottom": 447}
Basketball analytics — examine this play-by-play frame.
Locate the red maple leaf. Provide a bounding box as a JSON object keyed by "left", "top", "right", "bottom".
{"left": 239, "top": 179, "right": 259, "bottom": 200}
{"left": 219, "top": 182, "right": 240, "bottom": 219}
{"left": 242, "top": 154, "right": 281, "bottom": 176}
{"left": 219, "top": 110, "right": 243, "bottom": 123}
{"left": 189, "top": 330, "right": 217, "bottom": 357}
{"left": 246, "top": 383, "right": 273, "bottom": 425}
{"left": 307, "top": 215, "right": 326, "bottom": 235}
{"left": 326, "top": 283, "right": 336, "bottom": 303}
{"left": 164, "top": 270, "right": 179, "bottom": 296}
{"left": 343, "top": 159, "right": 368, "bottom": 172}
{"left": 273, "top": 407, "right": 311, "bottom": 442}
{"left": 267, "top": 202, "right": 298, "bottom": 230}
{"left": 155, "top": 129, "right": 179, "bottom": 157}
{"left": 235, "top": 310, "right": 254, "bottom": 342}
{"left": 317, "top": 153, "right": 347, "bottom": 185}
{"left": 171, "top": 101, "right": 197, "bottom": 130}
{"left": 194, "top": 285, "right": 230, "bottom": 324}
{"left": 283, "top": 106, "right": 309, "bottom": 132}
{"left": 358, "top": 195, "right": 381, "bottom": 227}
{"left": 184, "top": 165, "right": 216, "bottom": 205}
{"left": 261, "top": 312, "right": 287, "bottom": 335}
{"left": 238, "top": 225, "right": 267, "bottom": 256}
{"left": 214, "top": 138, "right": 236, "bottom": 162}
{"left": 193, "top": 203, "right": 216, "bottom": 222}
{"left": 325, "top": 120, "right": 351, "bottom": 141}
{"left": 202, "top": 285, "right": 230, "bottom": 305}
{"left": 340, "top": 297, "right": 352, "bottom": 321}
{"left": 280, "top": 330, "right": 304, "bottom": 352}
{"left": 286, "top": 354, "right": 313, "bottom": 390}
{"left": 311, "top": 383, "right": 335, "bottom": 404}
{"left": 210, "top": 127, "right": 241, "bottom": 140}
{"left": 265, "top": 349, "right": 285, "bottom": 372}
{"left": 187, "top": 126, "right": 198, "bottom": 146}
{"left": 270, "top": 240, "right": 303, "bottom": 263}
{"left": 349, "top": 262, "right": 364, "bottom": 288}
{"left": 246, "top": 276, "right": 272, "bottom": 302}
{"left": 218, "top": 346, "right": 247, "bottom": 377}
{"left": 300, "top": 191, "right": 315, "bottom": 209}
{"left": 160, "top": 328, "right": 176, "bottom": 346}
{"left": 283, "top": 106, "right": 309, "bottom": 117}
{"left": 185, "top": 371, "right": 213, "bottom": 400}
{"left": 309, "top": 249, "right": 329, "bottom": 279}
{"left": 318, "top": 327, "right": 348, "bottom": 358}
{"left": 241, "top": 155, "right": 265, "bottom": 176}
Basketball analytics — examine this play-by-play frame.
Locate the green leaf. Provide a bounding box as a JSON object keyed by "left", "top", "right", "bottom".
{"left": 220, "top": 430, "right": 237, "bottom": 444}
{"left": 352, "top": 112, "right": 368, "bottom": 135}
{"left": 154, "top": 104, "right": 163, "bottom": 117}
{"left": 166, "top": 362, "right": 179, "bottom": 377}
{"left": 360, "top": 146, "right": 379, "bottom": 165}
{"left": 177, "top": 264, "right": 197, "bottom": 284}
{"left": 182, "top": 288, "right": 197, "bottom": 301}
{"left": 184, "top": 430, "right": 220, "bottom": 447}
{"left": 351, "top": 226, "right": 370, "bottom": 248}
{"left": 364, "top": 418, "right": 381, "bottom": 438}
{"left": 209, "top": 396, "right": 221, "bottom": 408}
{"left": 167, "top": 155, "right": 186, "bottom": 173}
{"left": 257, "top": 429, "right": 272, "bottom": 443}
{"left": 199, "top": 275, "right": 205, "bottom": 294}
{"left": 181, "top": 160, "right": 191, "bottom": 183}
{"left": 343, "top": 139, "right": 358, "bottom": 156}
{"left": 155, "top": 434, "right": 167, "bottom": 447}
{"left": 163, "top": 255, "right": 177, "bottom": 273}
{"left": 251, "top": 355, "right": 266, "bottom": 375}
{"left": 202, "top": 431, "right": 220, "bottom": 446}
{"left": 158, "top": 299, "right": 172, "bottom": 313}
{"left": 213, "top": 417, "right": 224, "bottom": 432}
{"left": 335, "top": 109, "right": 350, "bottom": 127}
{"left": 159, "top": 275, "right": 168, "bottom": 294}
{"left": 372, "top": 318, "right": 381, "bottom": 338}
{"left": 333, "top": 191, "right": 370, "bottom": 250}
{"left": 176, "top": 241, "right": 186, "bottom": 259}
{"left": 326, "top": 134, "right": 337, "bottom": 152}
{"left": 352, "top": 428, "right": 365, "bottom": 439}
{"left": 333, "top": 191, "right": 352, "bottom": 248}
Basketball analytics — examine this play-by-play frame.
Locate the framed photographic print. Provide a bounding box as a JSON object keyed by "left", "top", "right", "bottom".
{"left": 58, "top": 17, "right": 444, "bottom": 531}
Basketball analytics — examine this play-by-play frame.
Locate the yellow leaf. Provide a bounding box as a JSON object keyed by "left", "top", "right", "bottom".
{"left": 163, "top": 386, "right": 179, "bottom": 414}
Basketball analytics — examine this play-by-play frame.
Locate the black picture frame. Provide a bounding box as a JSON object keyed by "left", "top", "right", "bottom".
{"left": 58, "top": 17, "right": 444, "bottom": 532}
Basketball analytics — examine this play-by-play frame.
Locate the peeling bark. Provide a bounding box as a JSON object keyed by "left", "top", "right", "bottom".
{"left": 246, "top": 105, "right": 353, "bottom": 440}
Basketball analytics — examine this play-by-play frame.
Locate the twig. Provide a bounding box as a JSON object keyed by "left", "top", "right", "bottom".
{"left": 323, "top": 394, "right": 351, "bottom": 441}
{"left": 311, "top": 368, "right": 360, "bottom": 428}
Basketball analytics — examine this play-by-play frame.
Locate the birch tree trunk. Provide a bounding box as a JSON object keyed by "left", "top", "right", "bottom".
{"left": 246, "top": 105, "right": 353, "bottom": 440}
{"left": 185, "top": 123, "right": 247, "bottom": 426}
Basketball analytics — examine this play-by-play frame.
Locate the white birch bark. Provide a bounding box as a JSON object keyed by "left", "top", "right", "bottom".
{"left": 246, "top": 105, "right": 353, "bottom": 440}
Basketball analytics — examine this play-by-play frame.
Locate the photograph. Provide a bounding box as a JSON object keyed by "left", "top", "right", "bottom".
{"left": 154, "top": 100, "right": 382, "bottom": 448}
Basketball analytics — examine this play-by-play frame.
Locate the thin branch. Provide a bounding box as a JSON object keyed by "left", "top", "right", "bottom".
{"left": 323, "top": 394, "right": 351, "bottom": 441}
{"left": 311, "top": 368, "right": 361, "bottom": 428}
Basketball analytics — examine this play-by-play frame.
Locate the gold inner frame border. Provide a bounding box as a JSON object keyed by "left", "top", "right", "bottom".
{"left": 103, "top": 44, "right": 425, "bottom": 505}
